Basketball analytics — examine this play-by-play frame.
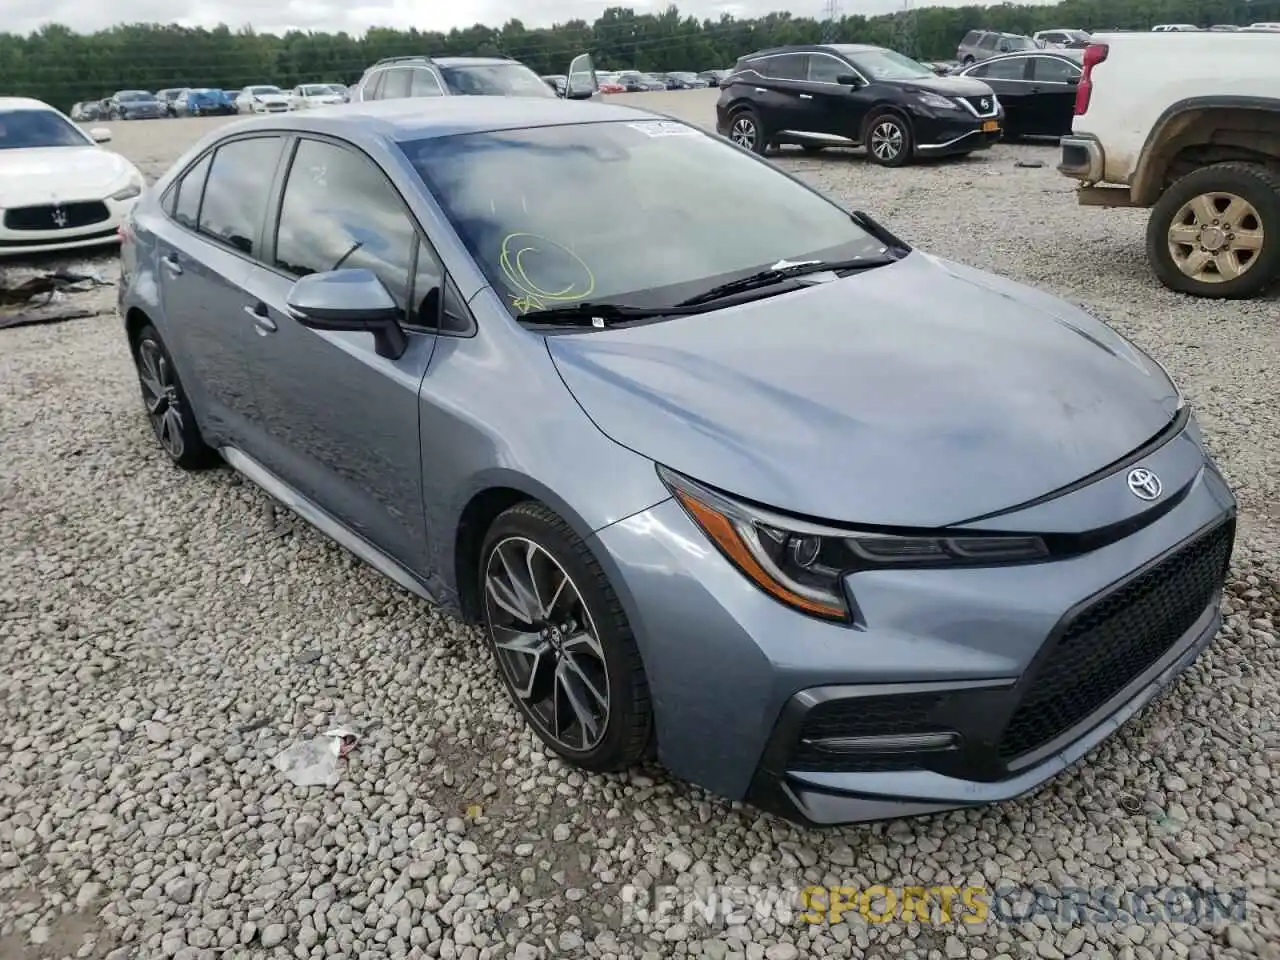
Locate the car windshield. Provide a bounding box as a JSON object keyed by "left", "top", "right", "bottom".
{"left": 439, "top": 64, "right": 556, "bottom": 97}
{"left": 0, "top": 109, "right": 90, "bottom": 149}
{"left": 402, "top": 120, "right": 886, "bottom": 318}
{"left": 118, "top": 92, "right": 153, "bottom": 102}
{"left": 1065, "top": 30, "right": 1091, "bottom": 41}
{"left": 848, "top": 49, "right": 935, "bottom": 80}
{"left": 301, "top": 85, "right": 331, "bottom": 96}
{"left": 250, "top": 86, "right": 282, "bottom": 95}
{"left": 191, "top": 88, "right": 220, "bottom": 96}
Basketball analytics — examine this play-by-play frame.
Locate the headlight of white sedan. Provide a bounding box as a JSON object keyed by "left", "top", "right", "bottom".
{"left": 110, "top": 178, "right": 144, "bottom": 201}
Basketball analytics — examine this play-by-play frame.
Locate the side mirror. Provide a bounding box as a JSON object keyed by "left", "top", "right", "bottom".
{"left": 566, "top": 52, "right": 599, "bottom": 100}
{"left": 286, "top": 268, "right": 408, "bottom": 360}
{"left": 89, "top": 127, "right": 112, "bottom": 143}
{"left": 836, "top": 73, "right": 862, "bottom": 87}
{"left": 1065, "top": 75, "right": 1080, "bottom": 85}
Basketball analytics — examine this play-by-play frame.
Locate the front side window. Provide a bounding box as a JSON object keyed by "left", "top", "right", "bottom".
{"left": 765, "top": 54, "right": 807, "bottom": 81}
{"left": 173, "top": 153, "right": 212, "bottom": 229}
{"left": 410, "top": 68, "right": 445, "bottom": 98}
{"left": 978, "top": 34, "right": 998, "bottom": 49}
{"left": 808, "top": 55, "right": 849, "bottom": 83}
{"left": 273, "top": 138, "right": 417, "bottom": 316}
{"left": 197, "top": 137, "right": 283, "bottom": 256}
{"left": 439, "top": 63, "right": 555, "bottom": 97}
{"left": 403, "top": 121, "right": 886, "bottom": 319}
{"left": 1031, "top": 56, "right": 1081, "bottom": 82}
{"left": 0, "top": 110, "right": 91, "bottom": 150}
{"left": 849, "top": 49, "right": 934, "bottom": 80}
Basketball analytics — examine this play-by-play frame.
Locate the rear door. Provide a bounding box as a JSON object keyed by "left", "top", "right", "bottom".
{"left": 152, "top": 135, "right": 287, "bottom": 448}
{"left": 1027, "top": 55, "right": 1082, "bottom": 136}
{"left": 378, "top": 68, "right": 413, "bottom": 100}
{"left": 236, "top": 135, "right": 442, "bottom": 571}
{"left": 966, "top": 56, "right": 1032, "bottom": 133}
{"left": 757, "top": 52, "right": 811, "bottom": 134}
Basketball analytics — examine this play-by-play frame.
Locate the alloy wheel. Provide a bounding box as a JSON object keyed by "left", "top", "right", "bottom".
{"left": 730, "top": 115, "right": 758, "bottom": 150}
{"left": 870, "top": 121, "right": 905, "bottom": 162}
{"left": 1167, "top": 191, "right": 1264, "bottom": 283}
{"left": 484, "top": 536, "right": 610, "bottom": 752}
{"left": 136, "top": 338, "right": 186, "bottom": 460}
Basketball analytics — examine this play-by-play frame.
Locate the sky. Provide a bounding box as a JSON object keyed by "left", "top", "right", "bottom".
{"left": 5, "top": 0, "right": 1020, "bottom": 39}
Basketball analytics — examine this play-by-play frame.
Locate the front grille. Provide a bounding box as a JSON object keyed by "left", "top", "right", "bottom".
{"left": 792, "top": 692, "right": 946, "bottom": 772}
{"left": 3, "top": 201, "right": 111, "bottom": 232}
{"left": 963, "top": 95, "right": 997, "bottom": 116}
{"left": 999, "top": 521, "right": 1234, "bottom": 761}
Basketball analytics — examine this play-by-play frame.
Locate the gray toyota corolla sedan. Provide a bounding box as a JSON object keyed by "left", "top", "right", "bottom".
{"left": 118, "top": 96, "right": 1236, "bottom": 826}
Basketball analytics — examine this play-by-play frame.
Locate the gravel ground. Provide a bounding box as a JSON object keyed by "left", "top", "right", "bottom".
{"left": 1, "top": 91, "right": 1277, "bottom": 960}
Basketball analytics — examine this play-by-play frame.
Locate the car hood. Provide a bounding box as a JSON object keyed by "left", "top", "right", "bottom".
{"left": 253, "top": 93, "right": 289, "bottom": 103}
{"left": 894, "top": 74, "right": 994, "bottom": 97}
{"left": 547, "top": 253, "right": 1181, "bottom": 527}
{"left": 0, "top": 147, "right": 138, "bottom": 205}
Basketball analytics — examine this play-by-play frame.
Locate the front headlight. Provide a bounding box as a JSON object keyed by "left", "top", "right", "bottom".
{"left": 917, "top": 91, "right": 960, "bottom": 110}
{"left": 110, "top": 180, "right": 143, "bottom": 201}
{"left": 659, "top": 466, "right": 1049, "bottom": 623}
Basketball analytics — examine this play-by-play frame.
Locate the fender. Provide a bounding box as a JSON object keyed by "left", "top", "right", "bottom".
{"left": 1132, "top": 95, "right": 1280, "bottom": 204}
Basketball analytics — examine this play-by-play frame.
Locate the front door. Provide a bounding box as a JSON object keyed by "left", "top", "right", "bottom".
{"left": 153, "top": 136, "right": 287, "bottom": 448}
{"left": 237, "top": 135, "right": 441, "bottom": 573}
{"left": 803, "top": 51, "right": 871, "bottom": 144}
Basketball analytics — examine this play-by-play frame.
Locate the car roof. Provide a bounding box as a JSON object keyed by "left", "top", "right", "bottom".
{"left": 742, "top": 43, "right": 884, "bottom": 57}
{"left": 0, "top": 96, "right": 55, "bottom": 112}
{"left": 371, "top": 56, "right": 520, "bottom": 69}
{"left": 213, "top": 95, "right": 660, "bottom": 143}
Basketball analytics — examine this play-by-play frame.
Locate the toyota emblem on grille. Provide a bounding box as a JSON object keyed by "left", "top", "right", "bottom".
{"left": 1127, "top": 467, "right": 1162, "bottom": 501}
{"left": 51, "top": 204, "right": 68, "bottom": 229}
{"left": 980, "top": 97, "right": 991, "bottom": 111}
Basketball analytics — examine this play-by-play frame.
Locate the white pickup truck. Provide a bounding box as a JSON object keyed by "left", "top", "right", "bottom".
{"left": 1058, "top": 32, "right": 1280, "bottom": 299}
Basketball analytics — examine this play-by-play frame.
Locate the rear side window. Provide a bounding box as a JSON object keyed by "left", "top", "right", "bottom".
{"left": 766, "top": 53, "right": 808, "bottom": 81}
{"left": 362, "top": 71, "right": 385, "bottom": 100}
{"left": 972, "top": 57, "right": 1027, "bottom": 80}
{"left": 197, "top": 137, "right": 283, "bottom": 257}
{"left": 410, "top": 68, "right": 444, "bottom": 97}
{"left": 380, "top": 68, "right": 412, "bottom": 100}
{"left": 962, "top": 31, "right": 981, "bottom": 45}
{"left": 172, "top": 153, "right": 212, "bottom": 229}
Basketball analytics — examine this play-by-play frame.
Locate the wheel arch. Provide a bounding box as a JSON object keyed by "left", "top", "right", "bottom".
{"left": 862, "top": 102, "right": 914, "bottom": 140}
{"left": 451, "top": 472, "right": 612, "bottom": 625}
{"left": 1133, "top": 97, "right": 1280, "bottom": 205}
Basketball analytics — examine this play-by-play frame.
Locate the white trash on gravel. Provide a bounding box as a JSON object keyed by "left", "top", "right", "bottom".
{"left": 272, "top": 726, "right": 359, "bottom": 787}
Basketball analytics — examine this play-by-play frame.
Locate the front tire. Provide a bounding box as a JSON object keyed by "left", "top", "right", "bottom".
{"left": 1146, "top": 161, "right": 1280, "bottom": 299}
{"left": 865, "top": 112, "right": 914, "bottom": 167}
{"left": 132, "top": 324, "right": 218, "bottom": 470}
{"left": 479, "top": 501, "right": 652, "bottom": 772}
{"left": 728, "top": 107, "right": 768, "bottom": 155}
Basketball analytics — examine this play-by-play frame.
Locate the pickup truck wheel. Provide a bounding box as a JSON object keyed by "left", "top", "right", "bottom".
{"left": 1147, "top": 162, "right": 1280, "bottom": 299}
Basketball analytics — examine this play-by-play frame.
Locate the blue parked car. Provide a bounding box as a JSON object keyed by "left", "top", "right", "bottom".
{"left": 117, "top": 97, "right": 1235, "bottom": 827}
{"left": 185, "top": 88, "right": 237, "bottom": 117}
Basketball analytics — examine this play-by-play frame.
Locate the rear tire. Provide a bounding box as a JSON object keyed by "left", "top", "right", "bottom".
{"left": 131, "top": 324, "right": 218, "bottom": 470}
{"left": 1146, "top": 162, "right": 1280, "bottom": 299}
{"left": 864, "top": 112, "right": 914, "bottom": 167}
{"left": 728, "top": 107, "right": 768, "bottom": 155}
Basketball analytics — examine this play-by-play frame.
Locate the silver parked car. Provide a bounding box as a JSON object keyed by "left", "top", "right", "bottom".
{"left": 117, "top": 97, "right": 1236, "bottom": 826}
{"left": 956, "top": 30, "right": 1038, "bottom": 64}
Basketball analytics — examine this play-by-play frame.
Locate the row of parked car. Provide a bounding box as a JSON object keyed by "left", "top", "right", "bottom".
{"left": 69, "top": 83, "right": 350, "bottom": 122}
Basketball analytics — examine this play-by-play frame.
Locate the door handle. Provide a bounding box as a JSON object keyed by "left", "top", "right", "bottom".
{"left": 799, "top": 93, "right": 813, "bottom": 99}
{"left": 755, "top": 87, "right": 767, "bottom": 93}
{"left": 161, "top": 254, "right": 182, "bottom": 275}
{"left": 244, "top": 303, "right": 278, "bottom": 334}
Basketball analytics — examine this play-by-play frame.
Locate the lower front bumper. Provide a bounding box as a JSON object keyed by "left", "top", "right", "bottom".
{"left": 746, "top": 593, "right": 1223, "bottom": 826}
{"left": 916, "top": 126, "right": 1002, "bottom": 156}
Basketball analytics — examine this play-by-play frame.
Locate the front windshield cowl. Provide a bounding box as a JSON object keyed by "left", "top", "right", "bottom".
{"left": 400, "top": 119, "right": 890, "bottom": 325}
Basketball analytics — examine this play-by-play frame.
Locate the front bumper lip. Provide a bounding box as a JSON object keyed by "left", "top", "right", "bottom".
{"left": 748, "top": 542, "right": 1227, "bottom": 827}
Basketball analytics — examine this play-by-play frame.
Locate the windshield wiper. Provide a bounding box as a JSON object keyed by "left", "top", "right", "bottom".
{"left": 518, "top": 302, "right": 673, "bottom": 327}
{"left": 674, "top": 257, "right": 896, "bottom": 308}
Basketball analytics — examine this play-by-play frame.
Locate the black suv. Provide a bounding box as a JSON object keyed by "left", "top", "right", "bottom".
{"left": 353, "top": 53, "right": 597, "bottom": 102}
{"left": 715, "top": 44, "right": 1003, "bottom": 167}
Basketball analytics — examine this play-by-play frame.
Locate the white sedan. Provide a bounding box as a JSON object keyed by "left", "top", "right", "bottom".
{"left": 289, "top": 84, "right": 346, "bottom": 109}
{"left": 0, "top": 97, "right": 145, "bottom": 257}
{"left": 235, "top": 85, "right": 293, "bottom": 114}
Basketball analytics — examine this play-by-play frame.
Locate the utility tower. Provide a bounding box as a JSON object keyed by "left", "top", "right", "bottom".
{"left": 892, "top": 0, "right": 920, "bottom": 58}
{"left": 821, "top": 0, "right": 842, "bottom": 42}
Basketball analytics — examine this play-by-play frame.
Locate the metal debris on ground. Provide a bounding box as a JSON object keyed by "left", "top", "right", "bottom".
{"left": 0, "top": 268, "right": 113, "bottom": 330}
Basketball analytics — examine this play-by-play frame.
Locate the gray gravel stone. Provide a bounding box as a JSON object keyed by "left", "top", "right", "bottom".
{"left": 0, "top": 92, "right": 1277, "bottom": 960}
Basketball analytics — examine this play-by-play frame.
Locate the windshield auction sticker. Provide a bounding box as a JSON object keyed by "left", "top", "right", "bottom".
{"left": 627, "top": 120, "right": 698, "bottom": 137}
